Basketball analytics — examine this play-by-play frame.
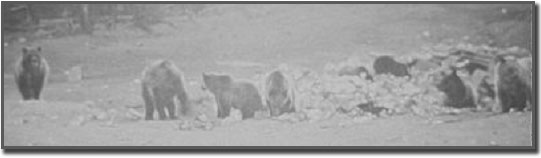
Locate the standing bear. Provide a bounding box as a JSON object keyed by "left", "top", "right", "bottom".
{"left": 436, "top": 67, "right": 476, "bottom": 109}
{"left": 141, "top": 60, "right": 190, "bottom": 120}
{"left": 202, "top": 73, "right": 265, "bottom": 120}
{"left": 14, "top": 46, "right": 49, "bottom": 100}
{"left": 493, "top": 56, "right": 532, "bottom": 113}
{"left": 264, "top": 70, "right": 296, "bottom": 117}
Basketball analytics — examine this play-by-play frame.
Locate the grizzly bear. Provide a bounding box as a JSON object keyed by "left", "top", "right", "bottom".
{"left": 494, "top": 56, "right": 532, "bottom": 113}
{"left": 373, "top": 55, "right": 410, "bottom": 77}
{"left": 202, "top": 73, "right": 265, "bottom": 119}
{"left": 264, "top": 70, "right": 295, "bottom": 117}
{"left": 14, "top": 46, "right": 49, "bottom": 100}
{"left": 436, "top": 68, "right": 476, "bottom": 108}
{"left": 141, "top": 60, "right": 190, "bottom": 120}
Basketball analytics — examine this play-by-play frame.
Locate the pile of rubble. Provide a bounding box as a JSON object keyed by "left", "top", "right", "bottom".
{"left": 285, "top": 43, "right": 531, "bottom": 121}
{"left": 291, "top": 64, "right": 450, "bottom": 120}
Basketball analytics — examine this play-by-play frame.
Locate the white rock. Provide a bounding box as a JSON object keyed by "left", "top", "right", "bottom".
{"left": 196, "top": 114, "right": 209, "bottom": 122}
{"left": 254, "top": 110, "right": 270, "bottom": 119}
{"left": 127, "top": 108, "right": 144, "bottom": 119}
{"left": 71, "top": 116, "right": 88, "bottom": 126}
{"left": 323, "top": 63, "right": 336, "bottom": 74}
{"left": 65, "top": 66, "right": 83, "bottom": 82}
{"left": 422, "top": 31, "right": 430, "bottom": 37}
{"left": 18, "top": 37, "right": 26, "bottom": 43}
{"left": 178, "top": 120, "right": 193, "bottom": 130}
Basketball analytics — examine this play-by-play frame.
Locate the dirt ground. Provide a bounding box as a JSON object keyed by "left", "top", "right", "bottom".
{"left": 2, "top": 4, "right": 533, "bottom": 146}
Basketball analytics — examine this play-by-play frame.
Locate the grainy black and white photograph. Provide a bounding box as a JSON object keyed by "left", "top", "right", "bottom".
{"left": 1, "top": 2, "right": 535, "bottom": 148}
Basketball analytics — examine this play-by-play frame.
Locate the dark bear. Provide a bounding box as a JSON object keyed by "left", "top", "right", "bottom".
{"left": 202, "top": 73, "right": 265, "bottom": 120}
{"left": 373, "top": 55, "right": 410, "bottom": 77}
{"left": 14, "top": 46, "right": 49, "bottom": 100}
{"left": 494, "top": 56, "right": 532, "bottom": 113}
{"left": 338, "top": 66, "right": 373, "bottom": 81}
{"left": 141, "top": 60, "right": 190, "bottom": 120}
{"left": 436, "top": 68, "right": 476, "bottom": 108}
{"left": 264, "top": 70, "right": 295, "bottom": 117}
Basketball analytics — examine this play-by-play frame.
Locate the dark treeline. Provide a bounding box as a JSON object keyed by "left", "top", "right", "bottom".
{"left": 3, "top": 4, "right": 205, "bottom": 36}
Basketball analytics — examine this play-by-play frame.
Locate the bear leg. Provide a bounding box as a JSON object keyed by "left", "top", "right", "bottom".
{"left": 499, "top": 93, "right": 511, "bottom": 113}
{"left": 31, "top": 87, "right": 40, "bottom": 100}
{"left": 145, "top": 106, "right": 155, "bottom": 120}
{"left": 142, "top": 85, "right": 155, "bottom": 120}
{"left": 155, "top": 96, "right": 168, "bottom": 120}
{"left": 19, "top": 88, "right": 33, "bottom": 100}
{"left": 17, "top": 80, "right": 32, "bottom": 100}
{"left": 165, "top": 98, "right": 176, "bottom": 120}
{"left": 221, "top": 104, "right": 231, "bottom": 118}
{"left": 33, "top": 74, "right": 46, "bottom": 100}
{"left": 216, "top": 98, "right": 230, "bottom": 118}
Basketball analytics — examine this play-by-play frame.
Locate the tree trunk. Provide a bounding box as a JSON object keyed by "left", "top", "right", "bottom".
{"left": 26, "top": 4, "right": 39, "bottom": 25}
{"left": 80, "top": 4, "right": 92, "bottom": 34}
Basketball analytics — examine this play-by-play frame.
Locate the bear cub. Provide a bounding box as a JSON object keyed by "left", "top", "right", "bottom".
{"left": 202, "top": 73, "right": 265, "bottom": 120}
{"left": 436, "top": 67, "right": 476, "bottom": 108}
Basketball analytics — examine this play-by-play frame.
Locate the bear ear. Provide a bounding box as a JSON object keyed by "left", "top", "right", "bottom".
{"left": 22, "top": 47, "right": 29, "bottom": 55}
{"left": 37, "top": 46, "right": 42, "bottom": 52}
{"left": 161, "top": 60, "right": 172, "bottom": 67}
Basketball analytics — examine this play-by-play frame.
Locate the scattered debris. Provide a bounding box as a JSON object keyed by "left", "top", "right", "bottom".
{"left": 356, "top": 102, "right": 389, "bottom": 117}
{"left": 272, "top": 112, "right": 308, "bottom": 123}
{"left": 133, "top": 79, "right": 141, "bottom": 84}
{"left": 178, "top": 114, "right": 215, "bottom": 131}
{"left": 70, "top": 115, "right": 89, "bottom": 126}
{"left": 303, "top": 109, "right": 334, "bottom": 122}
{"left": 19, "top": 119, "right": 30, "bottom": 125}
{"left": 125, "top": 108, "right": 144, "bottom": 120}
{"left": 102, "top": 114, "right": 117, "bottom": 128}
{"left": 254, "top": 110, "right": 270, "bottom": 120}
{"left": 65, "top": 65, "right": 84, "bottom": 82}
{"left": 422, "top": 31, "right": 431, "bottom": 37}
{"left": 18, "top": 37, "right": 26, "bottom": 43}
